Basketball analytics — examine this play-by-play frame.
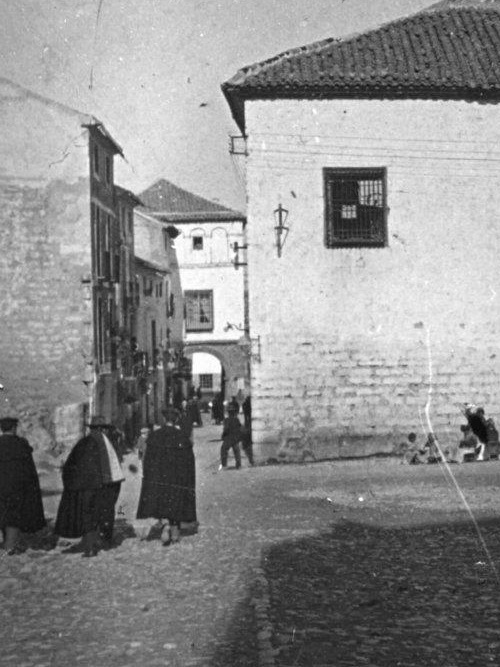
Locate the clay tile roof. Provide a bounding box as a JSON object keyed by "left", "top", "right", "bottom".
{"left": 138, "top": 179, "right": 245, "bottom": 223}
{"left": 222, "top": 0, "right": 500, "bottom": 132}
{"left": 114, "top": 185, "right": 143, "bottom": 207}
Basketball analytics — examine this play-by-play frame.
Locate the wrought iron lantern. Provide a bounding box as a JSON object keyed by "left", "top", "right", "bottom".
{"left": 274, "top": 203, "right": 289, "bottom": 257}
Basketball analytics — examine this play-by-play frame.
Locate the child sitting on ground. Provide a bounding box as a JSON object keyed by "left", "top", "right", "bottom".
{"left": 424, "top": 432, "right": 441, "bottom": 463}
{"left": 399, "top": 432, "right": 427, "bottom": 464}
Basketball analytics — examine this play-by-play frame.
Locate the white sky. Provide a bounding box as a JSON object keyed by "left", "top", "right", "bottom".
{"left": 0, "top": 0, "right": 433, "bottom": 209}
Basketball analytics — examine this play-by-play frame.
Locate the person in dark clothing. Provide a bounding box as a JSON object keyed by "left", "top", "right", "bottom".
{"left": 187, "top": 397, "right": 202, "bottom": 427}
{"left": 242, "top": 395, "right": 251, "bottom": 429}
{"left": 136, "top": 407, "right": 197, "bottom": 545}
{"left": 241, "top": 395, "right": 254, "bottom": 465}
{"left": 463, "top": 404, "right": 491, "bottom": 460}
{"left": 220, "top": 406, "right": 242, "bottom": 470}
{"left": 177, "top": 400, "right": 194, "bottom": 440}
{"left": 0, "top": 417, "right": 45, "bottom": 554}
{"left": 55, "top": 415, "right": 124, "bottom": 557}
{"left": 228, "top": 396, "right": 240, "bottom": 415}
{"left": 212, "top": 392, "right": 224, "bottom": 425}
{"left": 463, "top": 404, "right": 488, "bottom": 446}
{"left": 485, "top": 418, "right": 500, "bottom": 459}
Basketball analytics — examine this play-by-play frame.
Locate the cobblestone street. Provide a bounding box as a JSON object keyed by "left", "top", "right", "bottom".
{"left": 2, "top": 424, "right": 500, "bottom": 666}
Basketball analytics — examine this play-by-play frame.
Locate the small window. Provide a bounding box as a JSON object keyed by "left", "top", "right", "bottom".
{"left": 184, "top": 290, "right": 213, "bottom": 332}
{"left": 192, "top": 236, "right": 204, "bottom": 251}
{"left": 105, "top": 155, "right": 112, "bottom": 185}
{"left": 199, "top": 374, "right": 213, "bottom": 389}
{"left": 324, "top": 168, "right": 387, "bottom": 247}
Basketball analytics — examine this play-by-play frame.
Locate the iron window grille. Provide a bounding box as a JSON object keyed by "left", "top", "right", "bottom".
{"left": 184, "top": 290, "right": 214, "bottom": 332}
{"left": 324, "top": 168, "right": 387, "bottom": 248}
{"left": 199, "top": 374, "right": 213, "bottom": 389}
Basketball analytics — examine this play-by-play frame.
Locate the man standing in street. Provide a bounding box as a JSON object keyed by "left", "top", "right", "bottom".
{"left": 0, "top": 416, "right": 46, "bottom": 555}
{"left": 220, "top": 405, "right": 242, "bottom": 470}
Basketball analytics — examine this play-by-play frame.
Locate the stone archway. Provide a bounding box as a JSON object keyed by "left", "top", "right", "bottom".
{"left": 185, "top": 340, "right": 249, "bottom": 401}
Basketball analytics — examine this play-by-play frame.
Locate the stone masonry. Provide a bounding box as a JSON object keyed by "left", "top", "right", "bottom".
{"left": 243, "top": 98, "right": 500, "bottom": 460}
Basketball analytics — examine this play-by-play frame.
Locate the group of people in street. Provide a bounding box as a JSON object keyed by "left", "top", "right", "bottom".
{"left": 1, "top": 407, "right": 197, "bottom": 558}
{"left": 399, "top": 403, "right": 500, "bottom": 465}
{"left": 1, "top": 390, "right": 254, "bottom": 557}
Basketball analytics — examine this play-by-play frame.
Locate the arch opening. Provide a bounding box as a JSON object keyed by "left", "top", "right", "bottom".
{"left": 188, "top": 351, "right": 225, "bottom": 407}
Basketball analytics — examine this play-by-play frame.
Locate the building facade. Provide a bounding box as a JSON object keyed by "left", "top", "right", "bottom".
{"left": 133, "top": 209, "right": 187, "bottom": 417}
{"left": 0, "top": 78, "right": 139, "bottom": 454}
{"left": 223, "top": 0, "right": 500, "bottom": 460}
{"left": 139, "top": 179, "right": 248, "bottom": 402}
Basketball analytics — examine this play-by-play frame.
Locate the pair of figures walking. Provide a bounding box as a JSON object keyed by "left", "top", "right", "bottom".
{"left": 1, "top": 410, "right": 197, "bottom": 557}
{"left": 220, "top": 404, "right": 253, "bottom": 469}
{"left": 56, "top": 409, "right": 196, "bottom": 556}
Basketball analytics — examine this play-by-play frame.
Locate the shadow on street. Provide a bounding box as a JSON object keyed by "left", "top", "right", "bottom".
{"left": 255, "top": 516, "right": 500, "bottom": 666}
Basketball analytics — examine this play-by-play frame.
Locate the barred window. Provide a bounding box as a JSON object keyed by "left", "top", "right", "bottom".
{"left": 324, "top": 168, "right": 387, "bottom": 247}
{"left": 199, "top": 374, "right": 213, "bottom": 389}
{"left": 184, "top": 290, "right": 214, "bottom": 332}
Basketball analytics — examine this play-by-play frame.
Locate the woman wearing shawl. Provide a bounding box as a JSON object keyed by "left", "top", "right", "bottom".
{"left": 55, "top": 415, "right": 124, "bottom": 557}
{"left": 136, "top": 407, "right": 197, "bottom": 546}
{"left": 0, "top": 417, "right": 45, "bottom": 554}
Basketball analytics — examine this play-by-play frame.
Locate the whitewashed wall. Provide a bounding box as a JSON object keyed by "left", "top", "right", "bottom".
{"left": 245, "top": 97, "right": 500, "bottom": 459}
{"left": 175, "top": 220, "right": 246, "bottom": 343}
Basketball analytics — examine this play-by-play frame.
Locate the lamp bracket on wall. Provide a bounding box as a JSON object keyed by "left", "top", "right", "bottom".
{"left": 274, "top": 203, "right": 289, "bottom": 258}
{"left": 232, "top": 242, "right": 248, "bottom": 270}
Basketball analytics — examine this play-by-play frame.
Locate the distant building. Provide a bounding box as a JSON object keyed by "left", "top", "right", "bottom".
{"left": 0, "top": 78, "right": 138, "bottom": 452}
{"left": 133, "top": 209, "right": 187, "bottom": 417}
{"left": 223, "top": 0, "right": 500, "bottom": 460}
{"left": 139, "top": 179, "right": 248, "bottom": 402}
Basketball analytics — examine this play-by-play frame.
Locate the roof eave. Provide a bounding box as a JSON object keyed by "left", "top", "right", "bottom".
{"left": 221, "top": 83, "right": 246, "bottom": 136}
{"left": 134, "top": 255, "right": 170, "bottom": 275}
{"left": 222, "top": 84, "right": 500, "bottom": 127}
{"left": 83, "top": 121, "right": 124, "bottom": 156}
{"left": 115, "top": 185, "right": 143, "bottom": 207}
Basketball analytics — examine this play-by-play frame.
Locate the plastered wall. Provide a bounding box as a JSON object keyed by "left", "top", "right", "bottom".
{"left": 245, "top": 97, "right": 500, "bottom": 460}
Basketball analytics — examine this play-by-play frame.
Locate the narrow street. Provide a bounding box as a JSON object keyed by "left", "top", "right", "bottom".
{"left": 2, "top": 424, "right": 500, "bottom": 666}
{"left": 1, "top": 422, "right": 323, "bottom": 667}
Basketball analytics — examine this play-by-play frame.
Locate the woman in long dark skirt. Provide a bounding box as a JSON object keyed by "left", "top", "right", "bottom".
{"left": 55, "top": 416, "right": 124, "bottom": 557}
{"left": 136, "top": 407, "right": 197, "bottom": 545}
{"left": 0, "top": 417, "right": 45, "bottom": 554}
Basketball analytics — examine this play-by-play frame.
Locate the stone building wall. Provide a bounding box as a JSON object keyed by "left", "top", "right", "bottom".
{"left": 0, "top": 178, "right": 92, "bottom": 454}
{"left": 244, "top": 97, "right": 500, "bottom": 460}
{"left": 0, "top": 79, "right": 93, "bottom": 455}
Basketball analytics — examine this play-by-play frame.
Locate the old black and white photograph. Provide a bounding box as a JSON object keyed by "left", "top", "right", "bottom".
{"left": 2, "top": 1, "right": 500, "bottom": 665}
